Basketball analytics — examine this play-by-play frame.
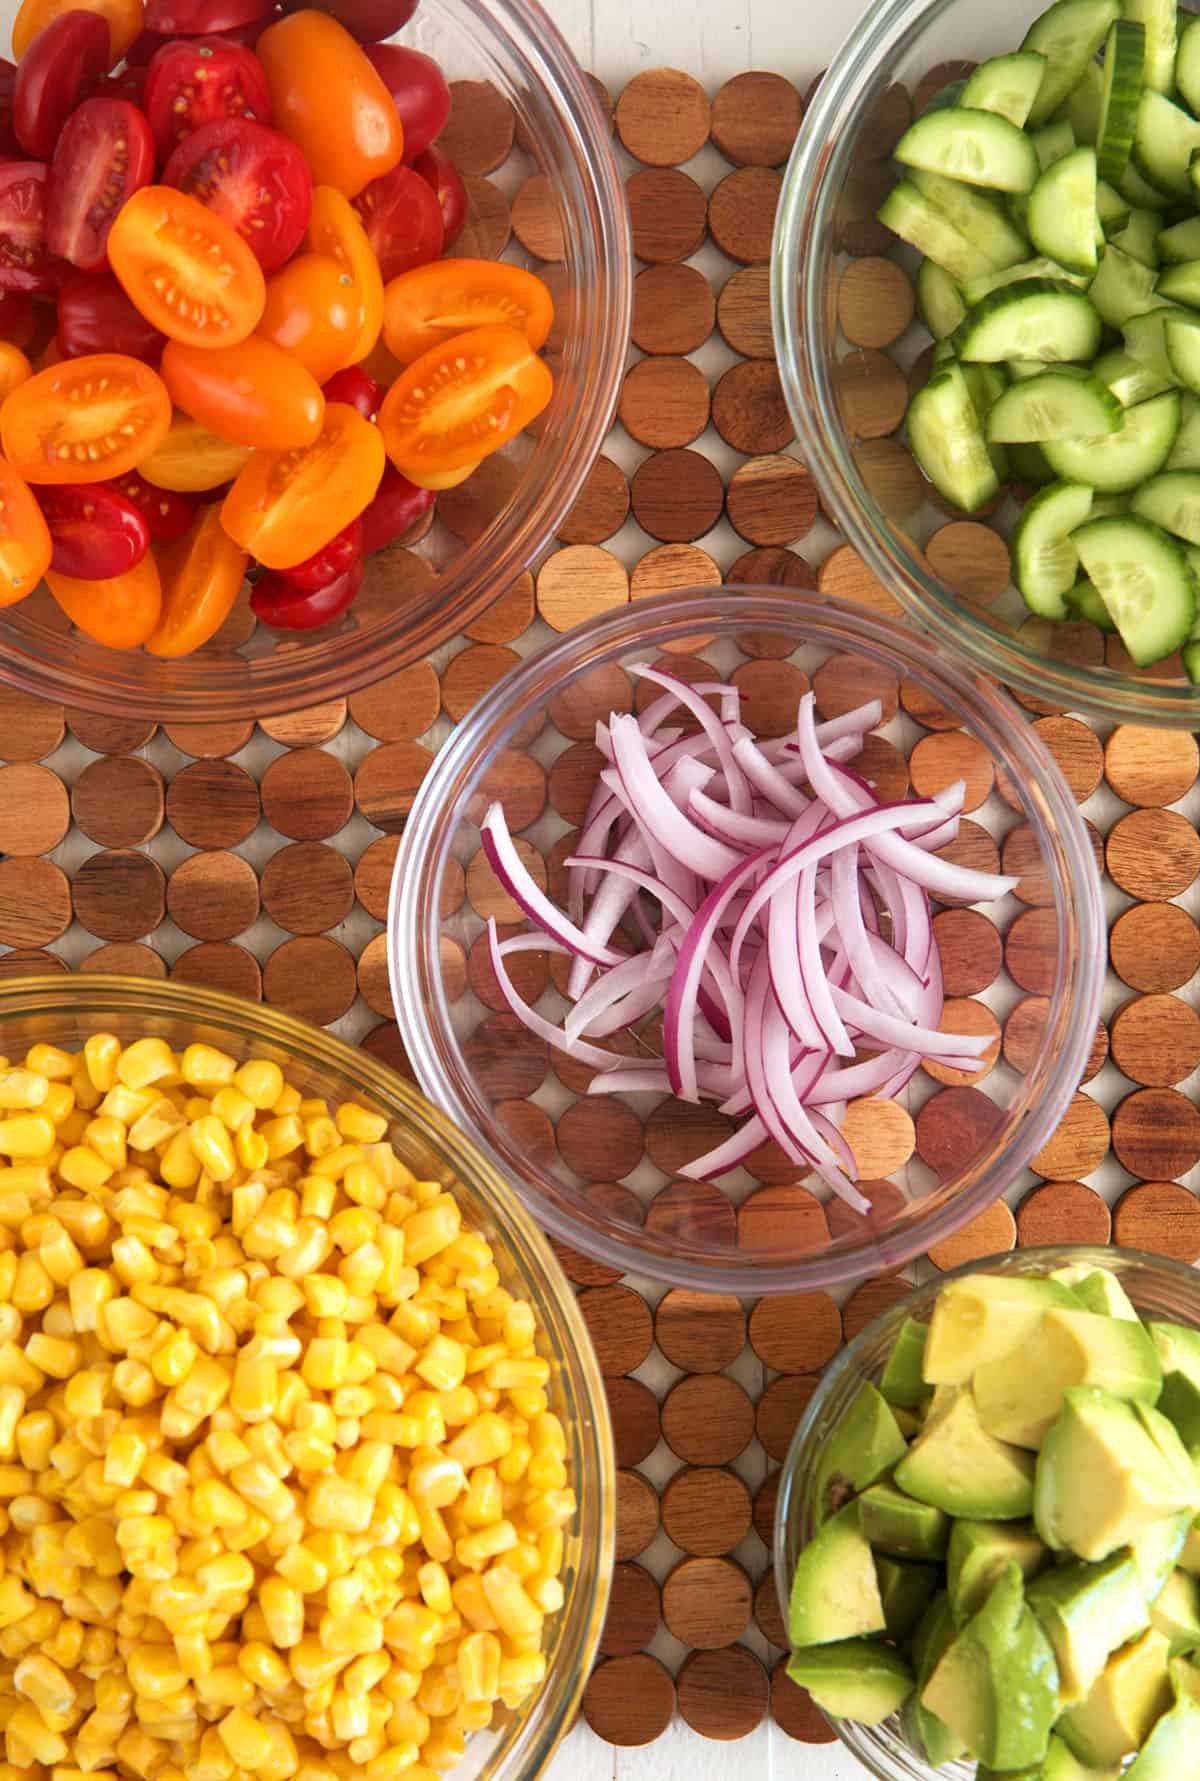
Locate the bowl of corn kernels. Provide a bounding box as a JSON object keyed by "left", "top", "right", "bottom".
{"left": 0, "top": 975, "right": 612, "bottom": 1781}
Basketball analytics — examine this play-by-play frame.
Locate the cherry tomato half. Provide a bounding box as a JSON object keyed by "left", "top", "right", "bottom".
{"left": 0, "top": 162, "right": 63, "bottom": 294}
{"left": 144, "top": 0, "right": 271, "bottom": 34}
{"left": 0, "top": 341, "right": 31, "bottom": 405}
{"left": 411, "top": 144, "right": 466, "bottom": 248}
{"left": 46, "top": 550, "right": 161, "bottom": 646}
{"left": 358, "top": 461, "right": 430, "bottom": 554}
{"left": 353, "top": 162, "right": 442, "bottom": 284}
{"left": 146, "top": 501, "right": 248, "bottom": 656}
{"left": 0, "top": 62, "right": 21, "bottom": 159}
{"left": 56, "top": 268, "right": 164, "bottom": 362}
{"left": 382, "top": 259, "right": 554, "bottom": 365}
{"left": 38, "top": 479, "right": 150, "bottom": 578}
{"left": 251, "top": 553, "right": 362, "bottom": 628}
{"left": 221, "top": 399, "right": 384, "bottom": 568}
{"left": 0, "top": 458, "right": 52, "bottom": 606}
{"left": 143, "top": 36, "right": 272, "bottom": 160}
{"left": 0, "top": 290, "right": 35, "bottom": 347}
{"left": 0, "top": 351, "right": 171, "bottom": 483}
{"left": 364, "top": 44, "right": 447, "bottom": 162}
{"left": 279, "top": 513, "right": 360, "bottom": 592}
{"left": 111, "top": 466, "right": 197, "bottom": 540}
{"left": 139, "top": 411, "right": 252, "bottom": 490}
{"left": 282, "top": 0, "right": 415, "bottom": 43}
{"left": 108, "top": 186, "right": 266, "bottom": 348}
{"left": 45, "top": 99, "right": 154, "bottom": 273}
{"left": 378, "top": 324, "right": 552, "bottom": 477}
{"left": 12, "top": 0, "right": 143, "bottom": 64}
{"left": 13, "top": 10, "right": 111, "bottom": 161}
{"left": 163, "top": 116, "right": 312, "bottom": 275}
{"left": 93, "top": 61, "right": 146, "bottom": 102}
{"left": 322, "top": 364, "right": 379, "bottom": 420}
{"left": 258, "top": 250, "right": 360, "bottom": 383}
{"left": 256, "top": 10, "right": 404, "bottom": 198}
{"left": 161, "top": 334, "right": 323, "bottom": 449}
{"left": 303, "top": 185, "right": 381, "bottom": 363}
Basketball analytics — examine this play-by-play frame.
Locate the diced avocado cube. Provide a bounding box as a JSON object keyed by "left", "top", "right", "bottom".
{"left": 859, "top": 1479, "right": 951, "bottom": 1561}
{"left": 947, "top": 1518, "right": 1047, "bottom": 1624}
{"left": 1177, "top": 1514, "right": 1200, "bottom": 1576}
{"left": 788, "top": 1501, "right": 886, "bottom": 1649}
{"left": 880, "top": 1318, "right": 932, "bottom": 1409}
{"left": 901, "top": 1592, "right": 966, "bottom": 1766}
{"left": 1034, "top": 1389, "right": 1200, "bottom": 1562}
{"left": 786, "top": 1638, "right": 913, "bottom": 1726}
{"left": 1151, "top": 1568, "right": 1200, "bottom": 1655}
{"left": 1133, "top": 1510, "right": 1193, "bottom": 1604}
{"left": 1042, "top": 1732, "right": 1122, "bottom": 1780}
{"left": 895, "top": 1388, "right": 1036, "bottom": 1521}
{"left": 811, "top": 1381, "right": 908, "bottom": 1527}
{"left": 1028, "top": 1552, "right": 1150, "bottom": 1703}
{"left": 921, "top": 1562, "right": 1060, "bottom": 1770}
{"left": 875, "top": 1555, "right": 937, "bottom": 1642}
{"left": 1051, "top": 1264, "right": 1140, "bottom": 1321}
{"left": 1151, "top": 1322, "right": 1200, "bottom": 1456}
{"left": 974, "top": 1308, "right": 1162, "bottom": 1450}
{"left": 1123, "top": 1689, "right": 1200, "bottom": 1780}
{"left": 1057, "top": 1629, "right": 1173, "bottom": 1769}
{"left": 923, "top": 1274, "right": 1080, "bottom": 1386}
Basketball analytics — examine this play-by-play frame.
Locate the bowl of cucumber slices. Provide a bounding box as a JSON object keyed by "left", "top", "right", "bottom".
{"left": 775, "top": 0, "right": 1200, "bottom": 725}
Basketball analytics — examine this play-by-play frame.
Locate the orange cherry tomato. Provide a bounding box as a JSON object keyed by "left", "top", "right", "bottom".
{"left": 304, "top": 186, "right": 383, "bottom": 365}
{"left": 221, "top": 400, "right": 384, "bottom": 569}
{"left": 160, "top": 337, "right": 324, "bottom": 451}
{"left": 382, "top": 260, "right": 555, "bottom": 366}
{"left": 108, "top": 187, "right": 266, "bottom": 350}
{"left": 258, "top": 252, "right": 363, "bottom": 384}
{"left": 0, "top": 353, "right": 172, "bottom": 484}
{"left": 146, "top": 504, "right": 248, "bottom": 657}
{"left": 256, "top": 11, "right": 404, "bottom": 199}
{"left": 12, "top": 0, "right": 143, "bottom": 66}
{"left": 403, "top": 461, "right": 479, "bottom": 491}
{"left": 0, "top": 342, "right": 32, "bottom": 404}
{"left": 139, "top": 413, "right": 254, "bottom": 492}
{"left": 0, "top": 460, "right": 51, "bottom": 607}
{"left": 358, "top": 333, "right": 405, "bottom": 388}
{"left": 378, "top": 325, "right": 554, "bottom": 478}
{"left": 45, "top": 551, "right": 162, "bottom": 648}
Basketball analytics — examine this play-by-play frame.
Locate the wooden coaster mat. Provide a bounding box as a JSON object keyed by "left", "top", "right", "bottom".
{"left": 3, "top": 64, "right": 1200, "bottom": 1753}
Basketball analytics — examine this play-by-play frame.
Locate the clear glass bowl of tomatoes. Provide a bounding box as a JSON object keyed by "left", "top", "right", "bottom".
{"left": 0, "top": 0, "right": 630, "bottom": 717}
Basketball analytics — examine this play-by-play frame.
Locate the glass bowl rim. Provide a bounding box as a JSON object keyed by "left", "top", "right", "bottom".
{"left": 388, "top": 584, "right": 1107, "bottom": 1295}
{"left": 771, "top": 0, "right": 1200, "bottom": 730}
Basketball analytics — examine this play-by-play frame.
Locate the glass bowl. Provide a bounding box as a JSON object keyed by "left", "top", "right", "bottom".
{"left": 0, "top": 973, "right": 613, "bottom": 1781}
{"left": 388, "top": 587, "right": 1105, "bottom": 1295}
{"left": 775, "top": 1243, "right": 1200, "bottom": 1780}
{"left": 774, "top": 0, "right": 1200, "bottom": 727}
{"left": 0, "top": 0, "right": 630, "bottom": 721}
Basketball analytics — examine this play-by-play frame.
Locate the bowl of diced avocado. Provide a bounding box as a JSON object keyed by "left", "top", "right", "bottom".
{"left": 775, "top": 0, "right": 1200, "bottom": 726}
{"left": 775, "top": 1247, "right": 1200, "bottom": 1779}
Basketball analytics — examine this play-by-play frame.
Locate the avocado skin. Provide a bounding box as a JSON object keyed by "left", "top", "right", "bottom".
{"left": 901, "top": 1592, "right": 966, "bottom": 1766}
{"left": 811, "top": 1381, "right": 908, "bottom": 1527}
{"left": 921, "top": 1561, "right": 1060, "bottom": 1769}
{"left": 947, "top": 1518, "right": 1048, "bottom": 1625}
{"left": 880, "top": 1317, "right": 933, "bottom": 1409}
{"left": 858, "top": 1479, "right": 950, "bottom": 1561}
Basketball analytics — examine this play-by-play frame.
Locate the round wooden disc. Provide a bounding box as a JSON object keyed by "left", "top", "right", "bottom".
{"left": 440, "top": 78, "right": 514, "bottom": 174}
{"left": 262, "top": 935, "right": 357, "bottom": 1025}
{"left": 656, "top": 1289, "right": 745, "bottom": 1373}
{"left": 834, "top": 348, "right": 909, "bottom": 441}
{"left": 938, "top": 819, "right": 1000, "bottom": 884}
{"left": 754, "top": 1471, "right": 781, "bottom": 1548}
{"left": 1108, "top": 808, "right": 1200, "bottom": 900}
{"left": 901, "top": 675, "right": 964, "bottom": 731}
{"left": 855, "top": 438, "right": 924, "bottom": 522}
{"left": 1017, "top": 1180, "right": 1112, "bottom": 1247}
{"left": 616, "top": 1468, "right": 660, "bottom": 1562}
{"left": 510, "top": 173, "right": 564, "bottom": 260}
{"left": 440, "top": 644, "right": 524, "bottom": 726}
{"left": 73, "top": 849, "right": 165, "bottom": 941}
{"left": 837, "top": 257, "right": 915, "bottom": 349}
{"left": 748, "top": 1292, "right": 841, "bottom": 1373}
{"left": 0, "top": 687, "right": 64, "bottom": 760}
{"left": 164, "top": 718, "right": 254, "bottom": 758}
{"left": 708, "top": 167, "right": 781, "bottom": 264}
{"left": 463, "top": 573, "right": 535, "bottom": 645}
{"left": 630, "top": 449, "right": 725, "bottom": 544}
{"left": 260, "top": 840, "right": 354, "bottom": 935}
{"left": 354, "top": 835, "right": 400, "bottom": 923}
{"left": 598, "top": 1563, "right": 661, "bottom": 1659}
{"left": 172, "top": 940, "right": 262, "bottom": 1000}
{"left": 928, "top": 1199, "right": 1017, "bottom": 1271}
{"left": 577, "top": 1285, "right": 653, "bottom": 1377}
{"left": 737, "top": 1184, "right": 830, "bottom": 1255}
{"left": 466, "top": 747, "right": 547, "bottom": 833}
{"left": 923, "top": 998, "right": 1002, "bottom": 1087}
{"left": 842, "top": 1275, "right": 917, "bottom": 1341}
{"left": 644, "top": 1098, "right": 738, "bottom": 1178}
{"left": 0, "top": 762, "right": 69, "bottom": 855}
{"left": 551, "top": 1183, "right": 642, "bottom": 1289}
{"left": 68, "top": 710, "right": 155, "bottom": 753}
{"left": 925, "top": 522, "right": 1012, "bottom": 602}
{"left": 261, "top": 749, "right": 353, "bottom": 840}
{"left": 557, "top": 1097, "right": 644, "bottom": 1182}
{"left": 584, "top": 1654, "right": 675, "bottom": 1747}
{"left": 1111, "top": 993, "right": 1200, "bottom": 1088}
{"left": 547, "top": 662, "right": 632, "bottom": 741}
{"left": 81, "top": 941, "right": 165, "bottom": 977}
{"left": 1004, "top": 906, "right": 1061, "bottom": 997}
{"left": 632, "top": 263, "right": 715, "bottom": 355}
{"left": 910, "top": 729, "right": 995, "bottom": 811}
{"left": 717, "top": 263, "right": 773, "bottom": 359}
{"left": 72, "top": 755, "right": 164, "bottom": 849}
{"left": 605, "top": 1376, "right": 661, "bottom": 1469}
{"left": 756, "top": 1572, "right": 788, "bottom": 1651}
{"left": 438, "top": 455, "right": 521, "bottom": 545}
{"left": 466, "top": 835, "right": 546, "bottom": 923}
{"left": 0, "top": 947, "right": 66, "bottom": 977}
{"left": 772, "top": 1659, "right": 838, "bottom": 1744}
{"left": 1105, "top": 725, "right": 1199, "bottom": 807}
{"left": 914, "top": 59, "right": 978, "bottom": 113}
{"left": 1003, "top": 819, "right": 1100, "bottom": 908}
{"left": 678, "top": 1648, "right": 768, "bottom": 1740}
{"left": 811, "top": 652, "right": 898, "bottom": 722}
{"left": 841, "top": 1098, "right": 916, "bottom": 1177}
{"left": 348, "top": 663, "right": 440, "bottom": 743}
{"left": 167, "top": 850, "right": 259, "bottom": 942}
{"left": 663, "top": 1556, "right": 753, "bottom": 1649}
{"left": 259, "top": 701, "right": 346, "bottom": 747}
{"left": 616, "top": 67, "right": 710, "bottom": 165}
{"left": 0, "top": 858, "right": 71, "bottom": 947}
{"left": 359, "top": 1021, "right": 412, "bottom": 1078}
{"left": 915, "top": 1085, "right": 1004, "bottom": 1178}
{"left": 1114, "top": 1181, "right": 1200, "bottom": 1261}
{"left": 1112, "top": 1087, "right": 1200, "bottom": 1181}
{"left": 817, "top": 543, "right": 904, "bottom": 617}
{"left": 726, "top": 454, "right": 818, "bottom": 547}
{"left": 353, "top": 742, "right": 435, "bottom": 834}
{"left": 661, "top": 1467, "right": 752, "bottom": 1557}
{"left": 461, "top": 1011, "right": 548, "bottom": 1101}
{"left": 730, "top": 658, "right": 809, "bottom": 738}
{"left": 537, "top": 545, "right": 630, "bottom": 629}
{"left": 1031, "top": 1091, "right": 1111, "bottom": 1182}
{"left": 620, "top": 355, "right": 711, "bottom": 450}
{"left": 710, "top": 70, "right": 803, "bottom": 166}
{"left": 755, "top": 1374, "right": 819, "bottom": 1463}
{"left": 446, "top": 173, "right": 511, "bottom": 260}
{"left": 165, "top": 758, "right": 260, "bottom": 850}
{"left": 630, "top": 544, "right": 722, "bottom": 618}
{"left": 712, "top": 359, "right": 793, "bottom": 455}
{"left": 626, "top": 168, "right": 708, "bottom": 263}
{"left": 932, "top": 908, "right": 1001, "bottom": 996}
{"left": 662, "top": 1375, "right": 755, "bottom": 1466}
{"left": 1110, "top": 902, "right": 1200, "bottom": 993}
{"left": 556, "top": 455, "right": 630, "bottom": 546}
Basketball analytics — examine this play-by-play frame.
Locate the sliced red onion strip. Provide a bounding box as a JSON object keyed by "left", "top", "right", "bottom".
{"left": 660, "top": 849, "right": 768, "bottom": 1099}
{"left": 632, "top": 663, "right": 753, "bottom": 815}
{"left": 564, "top": 934, "right": 674, "bottom": 1043}
{"left": 481, "top": 806, "right": 626, "bottom": 966}
{"left": 732, "top": 734, "right": 811, "bottom": 818}
{"left": 488, "top": 923, "right": 624, "bottom": 1069}
{"left": 567, "top": 827, "right": 652, "bottom": 1003}
{"left": 689, "top": 788, "right": 789, "bottom": 850}
{"left": 609, "top": 715, "right": 741, "bottom": 882}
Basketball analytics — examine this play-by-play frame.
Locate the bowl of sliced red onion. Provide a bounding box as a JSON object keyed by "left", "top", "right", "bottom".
{"left": 388, "top": 589, "right": 1105, "bottom": 1294}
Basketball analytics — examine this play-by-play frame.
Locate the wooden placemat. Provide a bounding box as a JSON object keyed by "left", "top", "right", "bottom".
{"left": 3, "top": 63, "right": 1200, "bottom": 1752}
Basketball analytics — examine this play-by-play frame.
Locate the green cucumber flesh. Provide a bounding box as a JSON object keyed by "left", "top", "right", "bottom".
{"left": 1120, "top": 0, "right": 1177, "bottom": 93}
{"left": 1123, "top": 304, "right": 1189, "bottom": 381}
{"left": 1176, "top": 14, "right": 1200, "bottom": 117}
{"left": 985, "top": 367, "right": 1122, "bottom": 440}
{"left": 961, "top": 52, "right": 1048, "bottom": 126}
{"left": 916, "top": 259, "right": 967, "bottom": 340}
{"left": 956, "top": 278, "right": 1103, "bottom": 362}
{"left": 905, "top": 362, "right": 1002, "bottom": 513}
{"left": 1157, "top": 215, "right": 1200, "bottom": 263}
{"left": 1155, "top": 260, "right": 1200, "bottom": 308}
{"left": 1130, "top": 469, "right": 1200, "bottom": 542}
{"left": 1095, "top": 344, "right": 1173, "bottom": 404}
{"left": 1033, "top": 118, "right": 1078, "bottom": 168}
{"left": 962, "top": 258, "right": 1089, "bottom": 308}
{"left": 1118, "top": 154, "right": 1174, "bottom": 206}
{"left": 1098, "top": 18, "right": 1146, "bottom": 181}
{"left": 1165, "top": 314, "right": 1200, "bottom": 393}
{"left": 1072, "top": 513, "right": 1198, "bottom": 661}
{"left": 1065, "top": 576, "right": 1119, "bottom": 626}
{"left": 1109, "top": 205, "right": 1160, "bottom": 266}
{"left": 896, "top": 107, "right": 1041, "bottom": 194}
{"left": 1096, "top": 177, "right": 1133, "bottom": 224}
{"left": 1028, "top": 145, "right": 1100, "bottom": 271}
{"left": 1009, "top": 442, "right": 1057, "bottom": 484}
{"left": 907, "top": 169, "right": 1030, "bottom": 269}
{"left": 1063, "top": 56, "right": 1106, "bottom": 142}
{"left": 1133, "top": 89, "right": 1200, "bottom": 196}
{"left": 877, "top": 184, "right": 997, "bottom": 285}
{"left": 1024, "top": 0, "right": 1121, "bottom": 125}
{"left": 1013, "top": 478, "right": 1095, "bottom": 614}
{"left": 1169, "top": 393, "right": 1200, "bottom": 467}
{"left": 1041, "top": 387, "right": 1182, "bottom": 488}
{"left": 1088, "top": 241, "right": 1160, "bottom": 325}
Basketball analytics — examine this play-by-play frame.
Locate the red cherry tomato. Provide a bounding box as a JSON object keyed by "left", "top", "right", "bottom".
{"left": 321, "top": 365, "right": 380, "bottom": 420}
{"left": 251, "top": 554, "right": 363, "bottom": 628}
{"left": 204, "top": 7, "right": 283, "bottom": 45}
{"left": 353, "top": 163, "right": 443, "bottom": 283}
{"left": 282, "top": 0, "right": 416, "bottom": 42}
{"left": 110, "top": 467, "right": 197, "bottom": 541}
{"left": 0, "top": 62, "right": 21, "bottom": 158}
{"left": 123, "top": 27, "right": 160, "bottom": 62}
{"left": 364, "top": 44, "right": 448, "bottom": 162}
{"left": 0, "top": 164, "right": 65, "bottom": 294}
{"left": 0, "top": 290, "right": 35, "bottom": 346}
{"left": 93, "top": 62, "right": 147, "bottom": 102}
{"left": 358, "top": 461, "right": 432, "bottom": 555}
{"left": 145, "top": 0, "right": 272, "bottom": 34}
{"left": 163, "top": 116, "right": 311, "bottom": 275}
{"left": 12, "top": 12, "right": 110, "bottom": 161}
{"left": 143, "top": 36, "right": 272, "bottom": 159}
{"left": 411, "top": 145, "right": 466, "bottom": 248}
{"left": 12, "top": 0, "right": 142, "bottom": 65}
{"left": 279, "top": 515, "right": 361, "bottom": 592}
{"left": 45, "top": 99, "right": 154, "bottom": 272}
{"left": 56, "top": 268, "right": 165, "bottom": 361}
{"left": 37, "top": 479, "right": 150, "bottom": 578}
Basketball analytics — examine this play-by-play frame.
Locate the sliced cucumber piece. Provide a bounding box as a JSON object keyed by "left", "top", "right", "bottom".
{"left": 905, "top": 362, "right": 1002, "bottom": 513}
{"left": 1008, "top": 357, "right": 1068, "bottom": 379}
{"left": 1110, "top": 205, "right": 1160, "bottom": 266}
{"left": 922, "top": 79, "right": 967, "bottom": 114}
{"left": 986, "top": 367, "right": 1122, "bottom": 440}
{"left": 1176, "top": 14, "right": 1200, "bottom": 117}
{"left": 961, "top": 52, "right": 1048, "bottom": 126}
{"left": 1033, "top": 118, "right": 1078, "bottom": 168}
{"left": 932, "top": 337, "right": 957, "bottom": 366}
{"left": 1024, "top": 0, "right": 1121, "bottom": 125}
{"left": 956, "top": 278, "right": 1103, "bottom": 362}
{"left": 1158, "top": 261, "right": 1200, "bottom": 308}
{"left": 1157, "top": 215, "right": 1200, "bottom": 263}
{"left": 1090, "top": 491, "right": 1132, "bottom": 515}
{"left": 1013, "top": 479, "right": 1095, "bottom": 615}
{"left": 1095, "top": 344, "right": 1174, "bottom": 403}
{"left": 1133, "top": 89, "right": 1200, "bottom": 195}
{"left": 1009, "top": 441, "right": 1057, "bottom": 484}
{"left": 1168, "top": 392, "right": 1200, "bottom": 467}
{"left": 1029, "top": 145, "right": 1100, "bottom": 273}
{"left": 1098, "top": 18, "right": 1146, "bottom": 180}
{"left": 908, "top": 169, "right": 1030, "bottom": 269}
{"left": 1065, "top": 577, "right": 1119, "bottom": 626}
{"left": 1120, "top": 0, "right": 1177, "bottom": 93}
{"left": 962, "top": 257, "right": 1090, "bottom": 308}
{"left": 961, "top": 362, "right": 1011, "bottom": 482}
{"left": 877, "top": 184, "right": 996, "bottom": 285}
{"left": 1072, "top": 513, "right": 1198, "bottom": 661}
{"left": 1183, "top": 636, "right": 1200, "bottom": 680}
{"left": 896, "top": 107, "right": 1040, "bottom": 193}
{"left": 1088, "top": 241, "right": 1160, "bottom": 325}
{"left": 1063, "top": 57, "right": 1106, "bottom": 142}
{"left": 1118, "top": 153, "right": 1174, "bottom": 206}
{"left": 1042, "top": 387, "right": 1182, "bottom": 488}
{"left": 1130, "top": 469, "right": 1200, "bottom": 542}
{"left": 1123, "top": 304, "right": 1189, "bottom": 380}
{"left": 1096, "top": 177, "right": 1133, "bottom": 223}
{"left": 916, "top": 260, "right": 967, "bottom": 341}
